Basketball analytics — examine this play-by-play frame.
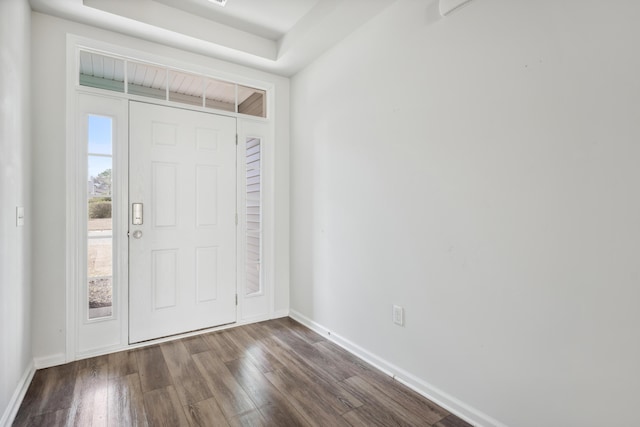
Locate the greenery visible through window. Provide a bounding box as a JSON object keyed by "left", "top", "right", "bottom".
{"left": 87, "top": 115, "right": 114, "bottom": 319}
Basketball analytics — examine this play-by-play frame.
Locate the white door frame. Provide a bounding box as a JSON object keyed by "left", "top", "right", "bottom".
{"left": 65, "top": 35, "right": 277, "bottom": 362}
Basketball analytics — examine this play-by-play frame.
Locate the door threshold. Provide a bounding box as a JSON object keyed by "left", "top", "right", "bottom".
{"left": 128, "top": 321, "right": 238, "bottom": 347}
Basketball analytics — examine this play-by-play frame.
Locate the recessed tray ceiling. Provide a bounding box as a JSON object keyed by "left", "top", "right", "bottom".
{"left": 29, "top": 0, "right": 397, "bottom": 76}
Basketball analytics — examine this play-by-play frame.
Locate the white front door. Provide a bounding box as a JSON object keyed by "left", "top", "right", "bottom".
{"left": 129, "top": 101, "right": 237, "bottom": 343}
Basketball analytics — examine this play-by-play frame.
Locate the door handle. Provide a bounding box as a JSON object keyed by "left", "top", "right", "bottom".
{"left": 132, "top": 230, "right": 143, "bottom": 239}
{"left": 132, "top": 203, "right": 143, "bottom": 225}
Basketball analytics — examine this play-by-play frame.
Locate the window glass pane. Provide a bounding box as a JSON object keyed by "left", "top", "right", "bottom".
{"left": 79, "top": 51, "right": 125, "bottom": 93}
{"left": 88, "top": 239, "right": 112, "bottom": 278}
{"left": 246, "top": 137, "right": 261, "bottom": 296}
{"left": 169, "top": 70, "right": 204, "bottom": 106}
{"left": 238, "top": 86, "right": 266, "bottom": 118}
{"left": 88, "top": 196, "right": 112, "bottom": 230}
{"left": 128, "top": 62, "right": 167, "bottom": 99}
{"left": 88, "top": 115, "right": 112, "bottom": 155}
{"left": 78, "top": 52, "right": 269, "bottom": 117}
{"left": 87, "top": 116, "right": 113, "bottom": 319}
{"left": 88, "top": 156, "right": 112, "bottom": 198}
{"left": 205, "top": 78, "right": 236, "bottom": 112}
{"left": 89, "top": 277, "right": 113, "bottom": 319}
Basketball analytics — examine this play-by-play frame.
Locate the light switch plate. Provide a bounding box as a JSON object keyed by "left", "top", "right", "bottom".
{"left": 16, "top": 207, "right": 25, "bottom": 227}
{"left": 393, "top": 305, "right": 404, "bottom": 326}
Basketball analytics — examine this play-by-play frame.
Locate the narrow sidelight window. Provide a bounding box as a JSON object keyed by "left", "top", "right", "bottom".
{"left": 87, "top": 115, "right": 114, "bottom": 319}
{"left": 246, "top": 137, "right": 262, "bottom": 296}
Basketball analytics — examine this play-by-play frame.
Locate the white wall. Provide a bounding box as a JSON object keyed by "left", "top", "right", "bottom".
{"left": 31, "top": 12, "right": 290, "bottom": 361}
{"left": 0, "top": 0, "right": 32, "bottom": 422}
{"left": 290, "top": 0, "right": 640, "bottom": 426}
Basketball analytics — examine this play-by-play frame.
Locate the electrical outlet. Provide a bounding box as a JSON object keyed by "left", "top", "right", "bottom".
{"left": 393, "top": 305, "right": 404, "bottom": 326}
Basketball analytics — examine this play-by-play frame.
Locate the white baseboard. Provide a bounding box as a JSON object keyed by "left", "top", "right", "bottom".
{"left": 289, "top": 310, "right": 506, "bottom": 427}
{"left": 33, "top": 353, "right": 66, "bottom": 369}
{"left": 0, "top": 361, "right": 35, "bottom": 427}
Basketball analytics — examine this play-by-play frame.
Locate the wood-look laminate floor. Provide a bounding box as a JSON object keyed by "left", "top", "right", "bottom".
{"left": 14, "top": 318, "right": 473, "bottom": 427}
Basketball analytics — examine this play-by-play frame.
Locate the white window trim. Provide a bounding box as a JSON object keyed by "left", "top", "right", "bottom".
{"left": 237, "top": 120, "right": 273, "bottom": 323}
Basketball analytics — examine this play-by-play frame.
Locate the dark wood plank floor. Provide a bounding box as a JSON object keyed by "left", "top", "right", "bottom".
{"left": 13, "top": 318, "right": 473, "bottom": 427}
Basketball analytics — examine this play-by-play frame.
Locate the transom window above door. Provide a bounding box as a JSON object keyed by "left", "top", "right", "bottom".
{"left": 78, "top": 50, "right": 267, "bottom": 118}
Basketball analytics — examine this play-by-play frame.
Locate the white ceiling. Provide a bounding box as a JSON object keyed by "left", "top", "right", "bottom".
{"left": 153, "top": 0, "right": 321, "bottom": 40}
{"left": 29, "top": 0, "right": 397, "bottom": 76}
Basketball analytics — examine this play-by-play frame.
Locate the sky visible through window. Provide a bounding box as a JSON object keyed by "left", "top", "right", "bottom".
{"left": 88, "top": 115, "right": 112, "bottom": 180}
